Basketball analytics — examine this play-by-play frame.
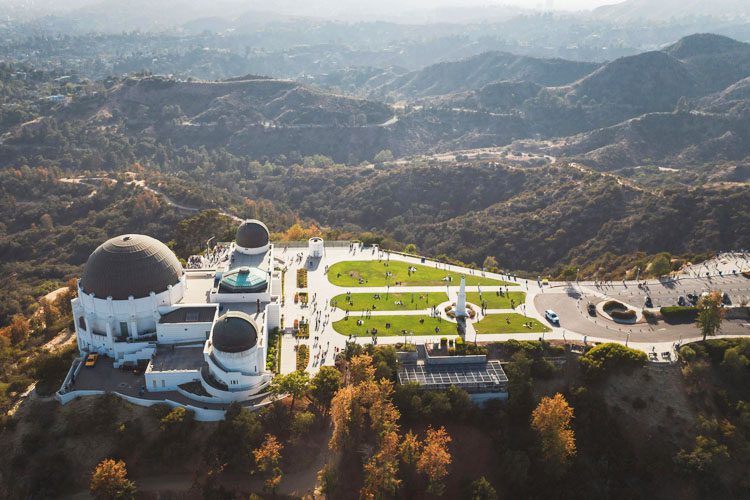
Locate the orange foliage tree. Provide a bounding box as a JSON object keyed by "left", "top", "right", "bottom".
{"left": 89, "top": 458, "right": 137, "bottom": 500}
{"left": 416, "top": 426, "right": 452, "bottom": 495}
{"left": 531, "top": 393, "right": 576, "bottom": 473}
{"left": 253, "top": 434, "right": 284, "bottom": 494}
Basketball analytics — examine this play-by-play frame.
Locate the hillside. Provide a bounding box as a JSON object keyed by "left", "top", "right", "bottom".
{"left": 358, "top": 51, "right": 600, "bottom": 100}
{"left": 55, "top": 76, "right": 395, "bottom": 163}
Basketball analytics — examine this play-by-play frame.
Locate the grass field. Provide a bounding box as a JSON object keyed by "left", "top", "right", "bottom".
{"left": 327, "top": 260, "right": 514, "bottom": 287}
{"left": 473, "top": 314, "right": 550, "bottom": 335}
{"left": 466, "top": 291, "right": 526, "bottom": 310}
{"left": 332, "top": 315, "right": 458, "bottom": 337}
{"left": 330, "top": 291, "right": 449, "bottom": 312}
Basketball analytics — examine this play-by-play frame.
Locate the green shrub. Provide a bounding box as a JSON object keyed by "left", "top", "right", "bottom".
{"left": 679, "top": 345, "right": 697, "bottom": 362}
{"left": 609, "top": 309, "right": 637, "bottom": 321}
{"left": 660, "top": 306, "right": 698, "bottom": 322}
{"left": 580, "top": 343, "right": 647, "bottom": 378}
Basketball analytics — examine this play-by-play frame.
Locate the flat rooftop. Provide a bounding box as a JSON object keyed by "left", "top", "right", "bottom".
{"left": 398, "top": 360, "right": 508, "bottom": 392}
{"left": 159, "top": 305, "right": 217, "bottom": 324}
{"left": 150, "top": 346, "right": 204, "bottom": 372}
{"left": 226, "top": 246, "right": 272, "bottom": 274}
{"left": 181, "top": 271, "right": 215, "bottom": 303}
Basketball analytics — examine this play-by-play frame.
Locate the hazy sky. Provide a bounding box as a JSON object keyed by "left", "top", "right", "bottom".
{"left": 403, "top": 0, "right": 623, "bottom": 10}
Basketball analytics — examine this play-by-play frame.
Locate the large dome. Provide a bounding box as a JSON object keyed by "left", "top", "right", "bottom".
{"left": 212, "top": 311, "right": 258, "bottom": 353}
{"left": 236, "top": 219, "right": 269, "bottom": 249}
{"left": 80, "top": 234, "right": 183, "bottom": 300}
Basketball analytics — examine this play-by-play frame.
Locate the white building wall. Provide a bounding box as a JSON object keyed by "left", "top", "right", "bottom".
{"left": 156, "top": 322, "right": 212, "bottom": 344}
{"left": 266, "top": 303, "right": 281, "bottom": 332}
{"left": 145, "top": 368, "right": 200, "bottom": 392}
{"left": 74, "top": 277, "right": 186, "bottom": 356}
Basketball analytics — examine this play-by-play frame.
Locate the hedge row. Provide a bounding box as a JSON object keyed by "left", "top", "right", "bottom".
{"left": 660, "top": 306, "right": 698, "bottom": 322}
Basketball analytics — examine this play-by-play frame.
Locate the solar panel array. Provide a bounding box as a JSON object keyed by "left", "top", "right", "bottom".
{"left": 398, "top": 360, "right": 508, "bottom": 392}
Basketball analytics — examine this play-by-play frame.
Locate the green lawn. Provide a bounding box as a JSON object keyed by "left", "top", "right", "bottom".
{"left": 473, "top": 314, "right": 550, "bottom": 335}
{"left": 466, "top": 291, "right": 526, "bottom": 310}
{"left": 330, "top": 291, "right": 449, "bottom": 312}
{"left": 332, "top": 315, "right": 458, "bottom": 337}
{"left": 327, "top": 260, "right": 514, "bottom": 287}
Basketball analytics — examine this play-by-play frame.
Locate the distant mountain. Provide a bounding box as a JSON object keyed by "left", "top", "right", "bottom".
{"left": 592, "top": 0, "right": 750, "bottom": 22}
{"left": 411, "top": 34, "right": 750, "bottom": 144}
{"left": 50, "top": 76, "right": 395, "bottom": 162}
{"left": 361, "top": 52, "right": 601, "bottom": 100}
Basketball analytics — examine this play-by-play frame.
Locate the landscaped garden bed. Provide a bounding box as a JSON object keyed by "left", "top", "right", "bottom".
{"left": 297, "top": 268, "right": 308, "bottom": 288}
{"left": 297, "top": 321, "right": 310, "bottom": 338}
{"left": 296, "top": 344, "right": 309, "bottom": 372}
{"left": 265, "top": 327, "right": 281, "bottom": 373}
{"left": 603, "top": 300, "right": 637, "bottom": 323}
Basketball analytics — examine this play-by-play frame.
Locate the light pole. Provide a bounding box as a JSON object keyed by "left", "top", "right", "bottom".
{"left": 635, "top": 266, "right": 641, "bottom": 283}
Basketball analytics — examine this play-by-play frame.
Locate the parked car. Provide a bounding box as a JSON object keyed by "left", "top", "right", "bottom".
{"left": 687, "top": 293, "right": 698, "bottom": 305}
{"left": 722, "top": 293, "right": 732, "bottom": 305}
{"left": 545, "top": 310, "right": 560, "bottom": 325}
{"left": 645, "top": 297, "right": 653, "bottom": 308}
{"left": 587, "top": 302, "right": 597, "bottom": 316}
{"left": 84, "top": 353, "right": 99, "bottom": 367}
{"left": 677, "top": 296, "right": 686, "bottom": 306}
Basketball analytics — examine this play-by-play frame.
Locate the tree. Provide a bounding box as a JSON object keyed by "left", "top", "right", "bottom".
{"left": 6, "top": 314, "right": 29, "bottom": 344}
{"left": 89, "top": 459, "right": 136, "bottom": 500}
{"left": 560, "top": 266, "right": 577, "bottom": 282}
{"left": 253, "top": 434, "right": 283, "bottom": 494}
{"left": 483, "top": 255, "right": 499, "bottom": 272}
{"left": 579, "top": 342, "right": 647, "bottom": 378}
{"left": 696, "top": 291, "right": 725, "bottom": 341}
{"left": 270, "top": 370, "right": 310, "bottom": 419}
{"left": 649, "top": 254, "right": 672, "bottom": 277}
{"left": 416, "top": 426, "right": 452, "bottom": 495}
{"left": 404, "top": 243, "right": 418, "bottom": 254}
{"left": 310, "top": 366, "right": 342, "bottom": 412}
{"left": 531, "top": 393, "right": 576, "bottom": 474}
{"left": 373, "top": 149, "right": 394, "bottom": 164}
{"left": 469, "top": 476, "right": 498, "bottom": 500}
{"left": 349, "top": 353, "right": 375, "bottom": 384}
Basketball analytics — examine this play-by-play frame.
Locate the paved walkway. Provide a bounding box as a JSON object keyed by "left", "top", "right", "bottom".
{"left": 273, "top": 246, "right": 750, "bottom": 370}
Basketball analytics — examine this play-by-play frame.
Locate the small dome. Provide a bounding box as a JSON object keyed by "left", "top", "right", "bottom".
{"left": 212, "top": 311, "right": 258, "bottom": 353}
{"left": 236, "top": 219, "right": 269, "bottom": 249}
{"left": 81, "top": 235, "right": 183, "bottom": 300}
{"left": 219, "top": 266, "right": 268, "bottom": 293}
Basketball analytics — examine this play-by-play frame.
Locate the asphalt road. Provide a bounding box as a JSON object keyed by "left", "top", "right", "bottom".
{"left": 534, "top": 287, "right": 750, "bottom": 344}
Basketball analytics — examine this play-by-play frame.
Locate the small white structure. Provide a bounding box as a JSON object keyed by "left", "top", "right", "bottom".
{"left": 309, "top": 237, "right": 324, "bottom": 258}
{"left": 455, "top": 275, "right": 468, "bottom": 318}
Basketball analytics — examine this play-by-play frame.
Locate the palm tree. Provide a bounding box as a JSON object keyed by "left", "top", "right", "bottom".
{"left": 696, "top": 291, "right": 724, "bottom": 341}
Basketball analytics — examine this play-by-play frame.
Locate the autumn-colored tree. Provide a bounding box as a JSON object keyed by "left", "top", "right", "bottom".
{"left": 254, "top": 434, "right": 284, "bottom": 494}
{"left": 6, "top": 314, "right": 29, "bottom": 344}
{"left": 400, "top": 431, "right": 421, "bottom": 466}
{"left": 89, "top": 459, "right": 137, "bottom": 500}
{"left": 531, "top": 393, "right": 576, "bottom": 474}
{"left": 349, "top": 353, "right": 376, "bottom": 384}
{"left": 483, "top": 255, "right": 499, "bottom": 272}
{"left": 362, "top": 429, "right": 401, "bottom": 499}
{"left": 40, "top": 298, "right": 60, "bottom": 331}
{"left": 697, "top": 291, "right": 725, "bottom": 341}
{"left": 417, "top": 426, "right": 452, "bottom": 495}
